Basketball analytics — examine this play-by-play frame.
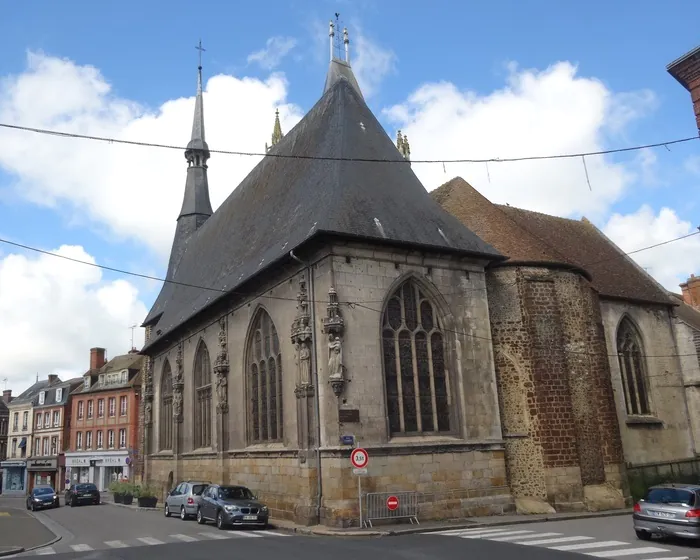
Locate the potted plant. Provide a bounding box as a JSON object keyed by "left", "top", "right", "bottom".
{"left": 134, "top": 484, "right": 158, "bottom": 508}
{"left": 122, "top": 482, "right": 135, "bottom": 505}
{"left": 109, "top": 481, "right": 124, "bottom": 503}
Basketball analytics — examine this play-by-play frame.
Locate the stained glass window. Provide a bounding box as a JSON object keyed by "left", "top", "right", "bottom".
{"left": 616, "top": 317, "right": 650, "bottom": 415}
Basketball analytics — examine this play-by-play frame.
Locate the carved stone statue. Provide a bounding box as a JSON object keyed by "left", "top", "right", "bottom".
{"left": 216, "top": 374, "right": 228, "bottom": 412}
{"left": 328, "top": 335, "right": 343, "bottom": 379}
{"left": 299, "top": 342, "right": 311, "bottom": 385}
{"left": 144, "top": 401, "right": 153, "bottom": 425}
{"left": 173, "top": 391, "right": 183, "bottom": 422}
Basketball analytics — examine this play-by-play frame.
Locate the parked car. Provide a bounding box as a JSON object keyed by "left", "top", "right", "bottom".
{"left": 196, "top": 484, "right": 269, "bottom": 530}
{"left": 164, "top": 480, "right": 209, "bottom": 520}
{"left": 27, "top": 486, "right": 60, "bottom": 511}
{"left": 65, "top": 483, "right": 100, "bottom": 507}
{"left": 633, "top": 483, "right": 700, "bottom": 540}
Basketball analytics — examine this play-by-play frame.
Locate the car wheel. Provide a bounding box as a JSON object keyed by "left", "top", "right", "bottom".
{"left": 216, "top": 511, "right": 226, "bottom": 530}
{"left": 164, "top": 503, "right": 171, "bottom": 517}
{"left": 196, "top": 508, "right": 205, "bottom": 524}
{"left": 180, "top": 506, "right": 187, "bottom": 521}
{"left": 635, "top": 529, "right": 652, "bottom": 541}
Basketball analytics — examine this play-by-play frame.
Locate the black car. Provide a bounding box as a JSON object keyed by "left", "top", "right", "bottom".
{"left": 65, "top": 483, "right": 101, "bottom": 506}
{"left": 27, "top": 486, "right": 60, "bottom": 511}
{"left": 196, "top": 484, "right": 269, "bottom": 530}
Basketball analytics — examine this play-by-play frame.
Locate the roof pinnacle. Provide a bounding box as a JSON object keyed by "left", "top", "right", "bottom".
{"left": 186, "top": 40, "right": 209, "bottom": 166}
{"left": 265, "top": 108, "right": 284, "bottom": 152}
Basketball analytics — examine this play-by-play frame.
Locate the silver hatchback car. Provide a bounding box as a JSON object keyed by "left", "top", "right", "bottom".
{"left": 633, "top": 483, "right": 700, "bottom": 540}
{"left": 164, "top": 480, "right": 210, "bottom": 520}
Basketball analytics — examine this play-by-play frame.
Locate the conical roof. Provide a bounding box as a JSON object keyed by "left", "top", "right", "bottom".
{"left": 143, "top": 63, "right": 502, "bottom": 347}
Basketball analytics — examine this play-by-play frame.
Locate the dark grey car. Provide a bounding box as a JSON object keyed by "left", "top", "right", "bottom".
{"left": 196, "top": 484, "right": 269, "bottom": 530}
{"left": 633, "top": 483, "right": 700, "bottom": 540}
{"left": 26, "top": 486, "right": 60, "bottom": 511}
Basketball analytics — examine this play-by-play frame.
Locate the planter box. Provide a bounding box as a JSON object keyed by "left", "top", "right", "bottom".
{"left": 122, "top": 494, "right": 134, "bottom": 505}
{"left": 137, "top": 496, "right": 158, "bottom": 508}
{"left": 114, "top": 493, "right": 123, "bottom": 503}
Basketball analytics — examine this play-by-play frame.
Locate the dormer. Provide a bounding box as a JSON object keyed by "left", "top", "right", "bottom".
{"left": 84, "top": 376, "right": 91, "bottom": 390}
{"left": 55, "top": 388, "right": 63, "bottom": 402}
{"left": 38, "top": 391, "right": 45, "bottom": 405}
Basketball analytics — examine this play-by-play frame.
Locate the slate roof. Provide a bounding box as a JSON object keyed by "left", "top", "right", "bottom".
{"left": 7, "top": 379, "right": 59, "bottom": 407}
{"left": 669, "top": 292, "right": 700, "bottom": 331}
{"left": 143, "top": 60, "right": 503, "bottom": 349}
{"left": 33, "top": 378, "right": 83, "bottom": 409}
{"left": 432, "top": 176, "right": 673, "bottom": 306}
{"left": 72, "top": 352, "right": 143, "bottom": 396}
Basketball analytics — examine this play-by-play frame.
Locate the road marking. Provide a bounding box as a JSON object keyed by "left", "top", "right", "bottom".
{"left": 461, "top": 530, "right": 534, "bottom": 539}
{"left": 232, "top": 531, "right": 263, "bottom": 538}
{"left": 69, "top": 545, "right": 93, "bottom": 552}
{"left": 551, "top": 541, "right": 631, "bottom": 551}
{"left": 490, "top": 532, "right": 562, "bottom": 541}
{"left": 586, "top": 547, "right": 670, "bottom": 558}
{"left": 137, "top": 537, "right": 165, "bottom": 545}
{"left": 264, "top": 531, "right": 290, "bottom": 537}
{"left": 431, "top": 527, "right": 516, "bottom": 536}
{"left": 641, "top": 557, "right": 689, "bottom": 560}
{"left": 199, "top": 532, "right": 231, "bottom": 540}
{"left": 0, "top": 512, "right": 10, "bottom": 516}
{"left": 171, "top": 534, "right": 199, "bottom": 542}
{"left": 105, "top": 540, "right": 129, "bottom": 548}
{"left": 34, "top": 548, "right": 55, "bottom": 555}
{"left": 520, "top": 536, "right": 595, "bottom": 545}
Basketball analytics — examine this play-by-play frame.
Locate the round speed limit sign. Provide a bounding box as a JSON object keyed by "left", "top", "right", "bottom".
{"left": 350, "top": 447, "right": 369, "bottom": 469}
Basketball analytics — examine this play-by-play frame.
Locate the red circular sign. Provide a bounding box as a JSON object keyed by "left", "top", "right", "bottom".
{"left": 350, "top": 448, "right": 369, "bottom": 469}
{"left": 386, "top": 495, "right": 399, "bottom": 511}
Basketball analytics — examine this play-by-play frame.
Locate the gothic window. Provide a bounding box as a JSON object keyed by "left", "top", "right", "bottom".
{"left": 193, "top": 341, "right": 213, "bottom": 448}
{"left": 382, "top": 278, "right": 451, "bottom": 435}
{"left": 247, "top": 309, "right": 283, "bottom": 443}
{"left": 159, "top": 360, "right": 173, "bottom": 451}
{"left": 616, "top": 317, "right": 651, "bottom": 416}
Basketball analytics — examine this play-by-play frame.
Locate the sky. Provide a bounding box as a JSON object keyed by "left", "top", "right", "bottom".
{"left": 1, "top": 0, "right": 699, "bottom": 394}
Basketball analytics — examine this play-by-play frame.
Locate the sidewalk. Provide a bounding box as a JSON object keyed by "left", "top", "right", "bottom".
{"left": 0, "top": 501, "right": 61, "bottom": 556}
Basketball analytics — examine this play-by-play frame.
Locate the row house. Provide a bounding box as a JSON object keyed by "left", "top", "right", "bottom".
{"left": 0, "top": 376, "right": 60, "bottom": 495}
{"left": 30, "top": 377, "right": 83, "bottom": 491}
{"left": 65, "top": 348, "right": 143, "bottom": 491}
{"left": 0, "top": 389, "right": 11, "bottom": 492}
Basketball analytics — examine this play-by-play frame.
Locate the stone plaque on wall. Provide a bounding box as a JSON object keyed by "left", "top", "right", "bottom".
{"left": 338, "top": 408, "right": 360, "bottom": 423}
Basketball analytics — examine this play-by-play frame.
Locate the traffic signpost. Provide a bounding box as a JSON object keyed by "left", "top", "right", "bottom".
{"left": 386, "top": 495, "right": 399, "bottom": 511}
{"left": 350, "top": 446, "right": 369, "bottom": 527}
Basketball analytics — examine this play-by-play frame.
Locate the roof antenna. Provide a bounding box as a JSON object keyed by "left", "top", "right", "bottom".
{"left": 329, "top": 18, "right": 335, "bottom": 61}
{"left": 129, "top": 324, "right": 138, "bottom": 351}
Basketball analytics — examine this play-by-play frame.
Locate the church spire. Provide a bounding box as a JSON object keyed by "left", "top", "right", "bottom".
{"left": 265, "top": 108, "right": 284, "bottom": 152}
{"left": 165, "top": 40, "right": 214, "bottom": 280}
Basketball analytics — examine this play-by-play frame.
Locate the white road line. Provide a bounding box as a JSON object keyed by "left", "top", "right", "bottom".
{"left": 586, "top": 547, "right": 670, "bottom": 558}
{"left": 170, "top": 534, "right": 199, "bottom": 542}
{"left": 104, "top": 540, "right": 129, "bottom": 548}
{"left": 462, "top": 530, "right": 534, "bottom": 539}
{"left": 432, "top": 527, "right": 516, "bottom": 536}
{"left": 550, "top": 541, "right": 631, "bottom": 551}
{"left": 34, "top": 548, "right": 55, "bottom": 555}
{"left": 69, "top": 545, "right": 93, "bottom": 552}
{"left": 199, "top": 532, "right": 231, "bottom": 540}
{"left": 136, "top": 537, "right": 165, "bottom": 546}
{"left": 232, "top": 531, "right": 263, "bottom": 538}
{"left": 263, "top": 531, "right": 290, "bottom": 537}
{"left": 489, "top": 532, "right": 562, "bottom": 541}
{"left": 521, "top": 536, "right": 595, "bottom": 545}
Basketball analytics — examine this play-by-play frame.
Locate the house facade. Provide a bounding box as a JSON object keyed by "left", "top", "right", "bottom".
{"left": 667, "top": 45, "right": 700, "bottom": 132}
{"left": 0, "top": 390, "right": 10, "bottom": 461}
{"left": 65, "top": 349, "right": 143, "bottom": 491}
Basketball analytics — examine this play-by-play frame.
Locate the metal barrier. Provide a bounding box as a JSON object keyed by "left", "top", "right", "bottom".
{"left": 363, "top": 491, "right": 419, "bottom": 527}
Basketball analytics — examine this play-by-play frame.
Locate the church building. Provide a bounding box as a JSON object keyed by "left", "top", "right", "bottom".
{"left": 141, "top": 24, "right": 515, "bottom": 526}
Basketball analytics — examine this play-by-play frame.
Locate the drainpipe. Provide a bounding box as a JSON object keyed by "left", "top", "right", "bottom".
{"left": 289, "top": 250, "right": 323, "bottom": 523}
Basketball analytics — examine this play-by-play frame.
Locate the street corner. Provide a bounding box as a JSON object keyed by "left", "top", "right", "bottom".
{"left": 0, "top": 506, "right": 61, "bottom": 552}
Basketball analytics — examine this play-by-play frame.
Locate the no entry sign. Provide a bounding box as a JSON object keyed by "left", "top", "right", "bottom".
{"left": 386, "top": 495, "right": 399, "bottom": 511}
{"left": 350, "top": 448, "right": 369, "bottom": 469}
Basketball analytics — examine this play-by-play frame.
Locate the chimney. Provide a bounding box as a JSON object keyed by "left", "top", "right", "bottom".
{"left": 2, "top": 389, "right": 11, "bottom": 403}
{"left": 47, "top": 374, "right": 58, "bottom": 385}
{"left": 667, "top": 46, "right": 700, "bottom": 132}
{"left": 680, "top": 274, "right": 700, "bottom": 310}
{"left": 90, "top": 347, "right": 106, "bottom": 370}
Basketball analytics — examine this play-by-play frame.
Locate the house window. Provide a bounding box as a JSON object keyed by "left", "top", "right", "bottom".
{"left": 11, "top": 438, "right": 17, "bottom": 458}
{"left": 108, "top": 430, "right": 114, "bottom": 449}
{"left": 108, "top": 397, "right": 116, "bottom": 417}
{"left": 98, "top": 399, "right": 104, "bottom": 418}
{"left": 38, "top": 391, "right": 45, "bottom": 405}
{"left": 53, "top": 411, "right": 60, "bottom": 427}
{"left": 120, "top": 396, "right": 127, "bottom": 416}
{"left": 36, "top": 414, "right": 42, "bottom": 430}
{"left": 87, "top": 400, "right": 94, "bottom": 419}
{"left": 160, "top": 360, "right": 173, "bottom": 451}
{"left": 42, "top": 437, "right": 49, "bottom": 456}
{"left": 119, "top": 428, "right": 126, "bottom": 449}
{"left": 13, "top": 412, "right": 18, "bottom": 431}
{"left": 86, "top": 431, "right": 93, "bottom": 449}
{"left": 194, "top": 341, "right": 213, "bottom": 449}
{"left": 382, "top": 278, "right": 452, "bottom": 435}
{"left": 76, "top": 432, "right": 83, "bottom": 450}
{"left": 78, "top": 401, "right": 84, "bottom": 419}
{"left": 97, "top": 430, "right": 103, "bottom": 449}
{"left": 44, "top": 412, "right": 50, "bottom": 426}
{"left": 56, "top": 388, "right": 63, "bottom": 402}
{"left": 22, "top": 411, "right": 28, "bottom": 430}
{"left": 246, "top": 308, "right": 283, "bottom": 443}
{"left": 34, "top": 438, "right": 41, "bottom": 456}
{"left": 617, "top": 317, "right": 651, "bottom": 416}
{"left": 50, "top": 436, "right": 58, "bottom": 455}
{"left": 84, "top": 377, "right": 90, "bottom": 389}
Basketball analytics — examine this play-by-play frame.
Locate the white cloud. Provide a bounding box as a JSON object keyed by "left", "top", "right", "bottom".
{"left": 0, "top": 244, "right": 148, "bottom": 393}
{"left": 384, "top": 61, "right": 657, "bottom": 220}
{"left": 350, "top": 28, "right": 396, "bottom": 97}
{"left": 0, "top": 51, "right": 305, "bottom": 261}
{"left": 603, "top": 205, "right": 700, "bottom": 291}
{"left": 247, "top": 36, "right": 298, "bottom": 70}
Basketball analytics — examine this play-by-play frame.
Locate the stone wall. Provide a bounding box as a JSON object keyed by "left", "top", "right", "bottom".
{"left": 600, "top": 300, "right": 695, "bottom": 466}
{"left": 672, "top": 315, "right": 700, "bottom": 456}
{"left": 487, "top": 266, "right": 626, "bottom": 513}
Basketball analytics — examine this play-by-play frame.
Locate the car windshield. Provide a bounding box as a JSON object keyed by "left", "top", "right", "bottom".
{"left": 646, "top": 488, "right": 696, "bottom": 506}
{"left": 75, "top": 484, "right": 97, "bottom": 492}
{"left": 192, "top": 484, "right": 207, "bottom": 496}
{"left": 218, "top": 486, "right": 254, "bottom": 500}
{"left": 34, "top": 487, "right": 54, "bottom": 495}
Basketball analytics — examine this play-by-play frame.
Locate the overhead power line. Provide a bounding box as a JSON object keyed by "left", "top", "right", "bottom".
{"left": 0, "top": 122, "right": 698, "bottom": 164}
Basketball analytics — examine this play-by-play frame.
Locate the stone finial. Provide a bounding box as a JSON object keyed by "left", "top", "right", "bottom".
{"left": 266, "top": 108, "right": 284, "bottom": 153}
{"left": 343, "top": 27, "right": 349, "bottom": 63}
{"left": 329, "top": 20, "right": 335, "bottom": 61}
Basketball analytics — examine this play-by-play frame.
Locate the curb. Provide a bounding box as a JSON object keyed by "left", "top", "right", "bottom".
{"left": 22, "top": 509, "right": 63, "bottom": 553}
{"left": 0, "top": 549, "right": 24, "bottom": 558}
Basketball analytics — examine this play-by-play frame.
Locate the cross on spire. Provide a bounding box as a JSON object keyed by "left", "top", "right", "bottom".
{"left": 196, "top": 39, "right": 206, "bottom": 69}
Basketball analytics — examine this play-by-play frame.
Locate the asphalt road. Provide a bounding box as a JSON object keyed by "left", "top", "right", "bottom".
{"left": 0, "top": 504, "right": 56, "bottom": 551}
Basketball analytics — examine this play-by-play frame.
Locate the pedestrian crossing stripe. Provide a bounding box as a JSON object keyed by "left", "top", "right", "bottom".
{"left": 0, "top": 512, "right": 10, "bottom": 516}
{"left": 426, "top": 526, "right": 688, "bottom": 560}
